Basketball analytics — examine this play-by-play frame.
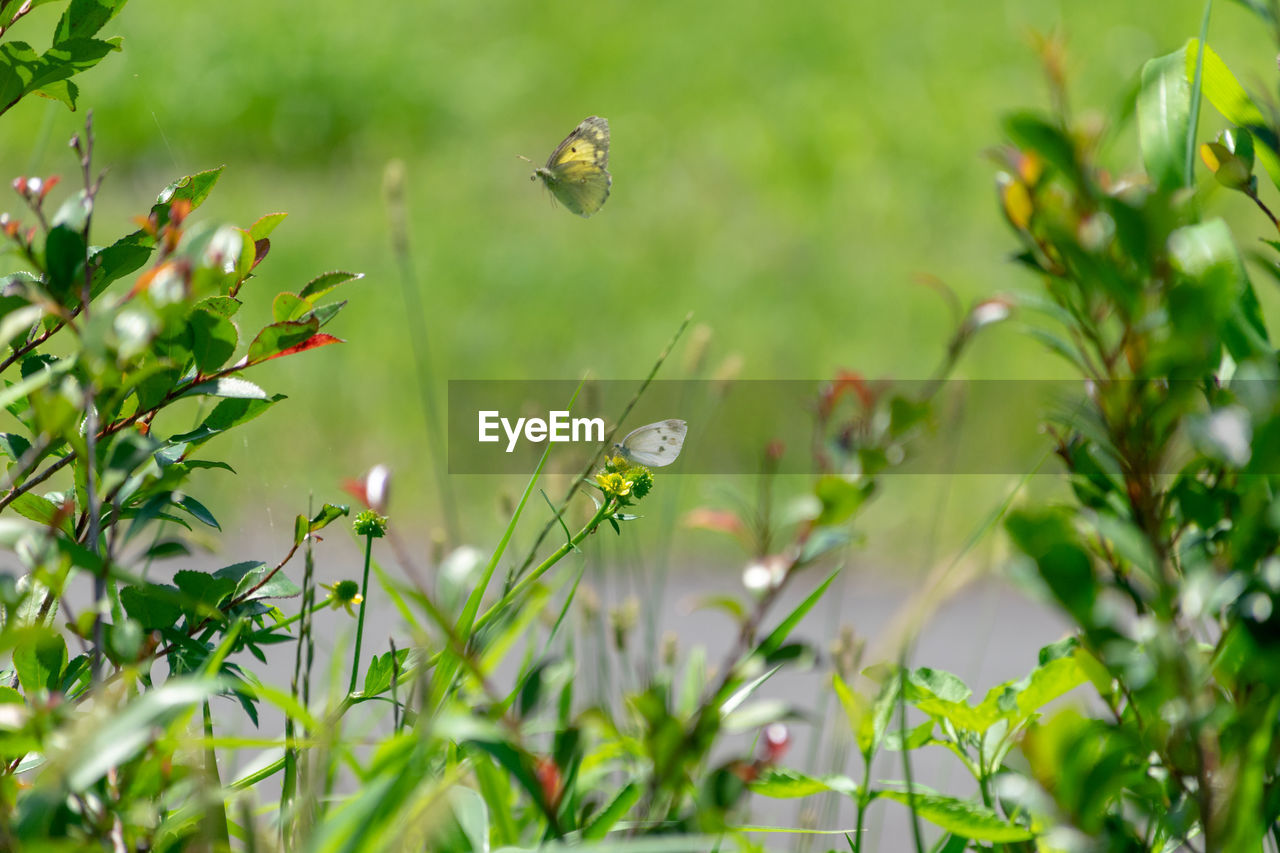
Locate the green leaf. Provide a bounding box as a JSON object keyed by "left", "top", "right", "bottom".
{"left": 582, "top": 782, "right": 641, "bottom": 840}
{"left": 54, "top": 0, "right": 130, "bottom": 44}
{"left": 8, "top": 492, "right": 70, "bottom": 534}
{"left": 1003, "top": 111, "right": 1081, "bottom": 189}
{"left": 45, "top": 224, "right": 85, "bottom": 302}
{"left": 188, "top": 305, "right": 238, "bottom": 373}
{"left": 272, "top": 292, "right": 309, "bottom": 323}
{"left": 448, "top": 786, "right": 490, "bottom": 853}
{"left": 12, "top": 629, "right": 67, "bottom": 693}
{"left": 90, "top": 231, "right": 152, "bottom": 293}
{"left": 120, "top": 583, "right": 183, "bottom": 631}
{"left": 1006, "top": 508, "right": 1096, "bottom": 624}
{"left": 305, "top": 504, "right": 347, "bottom": 533}
{"left": 754, "top": 568, "right": 839, "bottom": 661}
{"left": 0, "top": 432, "right": 32, "bottom": 461}
{"left": 813, "top": 475, "right": 871, "bottom": 527}
{"left": 876, "top": 791, "right": 1033, "bottom": 842}
{"left": 1011, "top": 651, "right": 1087, "bottom": 716}
{"left": 249, "top": 212, "right": 287, "bottom": 241}
{"left": 1138, "top": 45, "right": 1191, "bottom": 190}
{"left": 907, "top": 668, "right": 1001, "bottom": 733}
{"left": 881, "top": 719, "right": 935, "bottom": 750}
{"left": 1189, "top": 38, "right": 1280, "bottom": 191}
{"left": 173, "top": 570, "right": 236, "bottom": 621}
{"left": 169, "top": 395, "right": 284, "bottom": 447}
{"left": 214, "top": 561, "right": 300, "bottom": 603}
{"left": 748, "top": 767, "right": 858, "bottom": 799}
{"left": 0, "top": 304, "right": 43, "bottom": 351}
{"left": 173, "top": 494, "right": 219, "bottom": 530}
{"left": 362, "top": 649, "right": 410, "bottom": 696}
{"left": 1168, "top": 218, "right": 1270, "bottom": 363}
{"left": 153, "top": 167, "right": 225, "bottom": 227}
{"left": 246, "top": 318, "right": 319, "bottom": 364}
{"left": 300, "top": 270, "right": 363, "bottom": 300}
{"left": 182, "top": 377, "right": 268, "bottom": 400}
{"left": 68, "top": 677, "right": 226, "bottom": 791}
{"left": 463, "top": 739, "right": 555, "bottom": 817}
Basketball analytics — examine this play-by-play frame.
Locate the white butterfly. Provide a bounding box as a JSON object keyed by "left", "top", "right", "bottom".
{"left": 614, "top": 419, "right": 687, "bottom": 467}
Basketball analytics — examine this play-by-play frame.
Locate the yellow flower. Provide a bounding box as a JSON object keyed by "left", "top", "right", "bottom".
{"left": 322, "top": 580, "right": 364, "bottom": 617}
{"left": 594, "top": 471, "right": 633, "bottom": 499}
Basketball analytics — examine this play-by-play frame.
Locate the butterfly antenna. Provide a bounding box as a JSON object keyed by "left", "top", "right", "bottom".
{"left": 516, "top": 154, "right": 534, "bottom": 164}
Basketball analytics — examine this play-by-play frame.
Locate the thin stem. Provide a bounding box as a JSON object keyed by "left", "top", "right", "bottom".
{"left": 897, "top": 662, "right": 926, "bottom": 853}
{"left": 348, "top": 533, "right": 375, "bottom": 694}
{"left": 382, "top": 161, "right": 461, "bottom": 545}
{"left": 473, "top": 498, "right": 614, "bottom": 636}
{"left": 513, "top": 314, "right": 691, "bottom": 579}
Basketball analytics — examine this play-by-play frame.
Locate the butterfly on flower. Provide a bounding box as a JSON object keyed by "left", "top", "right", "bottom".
{"left": 614, "top": 419, "right": 687, "bottom": 467}
{"left": 522, "top": 116, "right": 612, "bottom": 218}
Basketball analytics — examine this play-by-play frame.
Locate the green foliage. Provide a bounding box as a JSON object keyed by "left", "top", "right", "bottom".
{"left": 0, "top": 0, "right": 128, "bottom": 117}
{"left": 7, "top": 2, "right": 1280, "bottom": 852}
{"left": 987, "top": 14, "right": 1280, "bottom": 849}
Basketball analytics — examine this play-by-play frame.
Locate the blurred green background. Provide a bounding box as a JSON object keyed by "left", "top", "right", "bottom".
{"left": 1, "top": 0, "right": 1274, "bottom": 557}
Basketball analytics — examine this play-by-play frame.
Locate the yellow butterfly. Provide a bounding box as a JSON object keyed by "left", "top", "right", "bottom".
{"left": 525, "top": 116, "right": 611, "bottom": 218}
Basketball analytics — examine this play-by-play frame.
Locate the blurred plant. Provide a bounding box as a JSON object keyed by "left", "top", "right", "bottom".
{"left": 981, "top": 18, "right": 1280, "bottom": 852}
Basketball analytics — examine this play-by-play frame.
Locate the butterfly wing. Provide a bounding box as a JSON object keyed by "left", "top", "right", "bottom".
{"left": 535, "top": 116, "right": 612, "bottom": 217}
{"left": 618, "top": 419, "right": 687, "bottom": 467}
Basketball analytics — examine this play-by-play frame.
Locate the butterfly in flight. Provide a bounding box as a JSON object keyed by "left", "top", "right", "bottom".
{"left": 524, "top": 116, "right": 612, "bottom": 217}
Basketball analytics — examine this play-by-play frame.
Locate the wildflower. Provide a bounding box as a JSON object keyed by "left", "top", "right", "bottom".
{"left": 342, "top": 463, "right": 392, "bottom": 513}
{"left": 322, "top": 580, "right": 364, "bottom": 616}
{"left": 742, "top": 555, "right": 789, "bottom": 595}
{"left": 762, "top": 723, "right": 790, "bottom": 764}
{"left": 627, "top": 466, "right": 653, "bottom": 499}
{"left": 594, "top": 471, "right": 633, "bottom": 500}
{"left": 353, "top": 509, "right": 388, "bottom": 538}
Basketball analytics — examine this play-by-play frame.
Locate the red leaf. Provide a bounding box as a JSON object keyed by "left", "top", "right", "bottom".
{"left": 259, "top": 333, "right": 343, "bottom": 362}
{"left": 252, "top": 238, "right": 270, "bottom": 270}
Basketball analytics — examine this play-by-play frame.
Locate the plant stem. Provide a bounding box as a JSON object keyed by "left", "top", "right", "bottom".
{"left": 348, "top": 532, "right": 375, "bottom": 694}
{"left": 473, "top": 499, "right": 614, "bottom": 636}
{"left": 898, "top": 662, "right": 926, "bottom": 853}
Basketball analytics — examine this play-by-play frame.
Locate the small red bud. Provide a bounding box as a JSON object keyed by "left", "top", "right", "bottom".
{"left": 534, "top": 757, "right": 562, "bottom": 808}
{"left": 763, "top": 723, "right": 790, "bottom": 764}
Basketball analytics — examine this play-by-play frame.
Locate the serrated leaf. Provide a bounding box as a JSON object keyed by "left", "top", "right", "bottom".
{"left": 249, "top": 212, "right": 287, "bottom": 241}
{"left": 272, "top": 292, "right": 309, "bottom": 323}
{"left": 300, "top": 270, "right": 362, "bottom": 300}
{"left": 172, "top": 570, "right": 236, "bottom": 621}
{"left": 876, "top": 790, "right": 1033, "bottom": 841}
{"left": 213, "top": 561, "right": 300, "bottom": 603}
{"left": 119, "top": 583, "right": 182, "bottom": 631}
{"left": 153, "top": 167, "right": 225, "bottom": 227}
{"left": 749, "top": 767, "right": 858, "bottom": 799}
{"left": 246, "top": 318, "right": 318, "bottom": 364}
{"left": 0, "top": 432, "right": 32, "bottom": 460}
{"left": 8, "top": 492, "right": 70, "bottom": 534}
{"left": 307, "top": 503, "right": 348, "bottom": 534}
{"left": 54, "top": 0, "right": 130, "bottom": 44}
